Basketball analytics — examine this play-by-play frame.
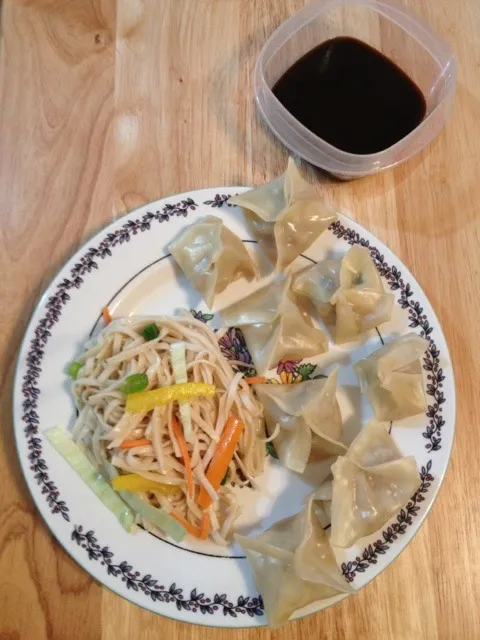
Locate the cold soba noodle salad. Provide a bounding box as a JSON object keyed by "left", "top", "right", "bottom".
{"left": 62, "top": 314, "right": 266, "bottom": 545}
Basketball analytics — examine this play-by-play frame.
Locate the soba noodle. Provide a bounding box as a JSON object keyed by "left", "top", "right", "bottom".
{"left": 71, "top": 314, "right": 266, "bottom": 545}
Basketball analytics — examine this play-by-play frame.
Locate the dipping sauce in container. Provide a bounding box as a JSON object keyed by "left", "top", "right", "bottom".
{"left": 272, "top": 36, "right": 427, "bottom": 155}
{"left": 254, "top": 0, "right": 456, "bottom": 179}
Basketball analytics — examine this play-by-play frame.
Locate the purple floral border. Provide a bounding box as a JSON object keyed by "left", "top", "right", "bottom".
{"left": 203, "top": 194, "right": 235, "bottom": 208}
{"left": 72, "top": 527, "right": 263, "bottom": 617}
{"left": 17, "top": 194, "right": 449, "bottom": 616}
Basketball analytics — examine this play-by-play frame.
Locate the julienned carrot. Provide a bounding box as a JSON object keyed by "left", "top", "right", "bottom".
{"left": 119, "top": 438, "right": 152, "bottom": 449}
{"left": 245, "top": 376, "right": 267, "bottom": 385}
{"left": 170, "top": 512, "right": 202, "bottom": 538}
{"left": 198, "top": 416, "right": 244, "bottom": 509}
{"left": 199, "top": 512, "right": 210, "bottom": 540}
{"left": 102, "top": 307, "right": 112, "bottom": 324}
{"left": 172, "top": 415, "right": 194, "bottom": 499}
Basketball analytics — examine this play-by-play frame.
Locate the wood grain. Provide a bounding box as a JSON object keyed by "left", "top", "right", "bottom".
{"left": 1, "top": 0, "right": 479, "bottom": 638}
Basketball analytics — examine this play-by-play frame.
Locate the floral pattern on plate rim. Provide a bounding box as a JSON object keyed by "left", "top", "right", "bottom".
{"left": 19, "top": 195, "right": 447, "bottom": 617}
{"left": 71, "top": 526, "right": 264, "bottom": 618}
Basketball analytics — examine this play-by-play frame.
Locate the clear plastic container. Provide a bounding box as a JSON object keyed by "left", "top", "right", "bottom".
{"left": 254, "top": 0, "right": 456, "bottom": 179}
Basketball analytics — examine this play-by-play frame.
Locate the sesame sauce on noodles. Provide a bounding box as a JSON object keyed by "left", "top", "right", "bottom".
{"left": 71, "top": 315, "right": 266, "bottom": 545}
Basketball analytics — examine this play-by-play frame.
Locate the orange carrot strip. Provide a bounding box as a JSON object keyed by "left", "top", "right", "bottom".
{"left": 102, "top": 307, "right": 112, "bottom": 324}
{"left": 245, "top": 376, "right": 267, "bottom": 385}
{"left": 198, "top": 416, "right": 244, "bottom": 509}
{"left": 119, "top": 438, "right": 152, "bottom": 449}
{"left": 172, "top": 415, "right": 194, "bottom": 499}
{"left": 199, "top": 512, "right": 210, "bottom": 540}
{"left": 170, "top": 512, "right": 202, "bottom": 538}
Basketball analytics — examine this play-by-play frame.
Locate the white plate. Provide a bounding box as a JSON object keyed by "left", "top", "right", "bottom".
{"left": 13, "top": 188, "right": 455, "bottom": 627}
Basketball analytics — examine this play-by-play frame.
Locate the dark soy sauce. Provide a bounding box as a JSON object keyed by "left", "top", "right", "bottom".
{"left": 272, "top": 37, "right": 427, "bottom": 155}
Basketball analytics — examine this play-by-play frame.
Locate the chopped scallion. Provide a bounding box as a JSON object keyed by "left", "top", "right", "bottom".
{"left": 266, "top": 441, "right": 278, "bottom": 459}
{"left": 142, "top": 323, "right": 160, "bottom": 341}
{"left": 67, "top": 361, "right": 82, "bottom": 379}
{"left": 120, "top": 373, "right": 148, "bottom": 395}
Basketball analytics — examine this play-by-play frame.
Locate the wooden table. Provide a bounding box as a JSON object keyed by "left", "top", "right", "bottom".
{"left": 1, "top": 1, "right": 479, "bottom": 638}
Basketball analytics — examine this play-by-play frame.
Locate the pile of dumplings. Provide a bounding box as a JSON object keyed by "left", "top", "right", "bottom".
{"left": 236, "top": 421, "right": 419, "bottom": 627}
{"left": 168, "top": 158, "right": 430, "bottom": 628}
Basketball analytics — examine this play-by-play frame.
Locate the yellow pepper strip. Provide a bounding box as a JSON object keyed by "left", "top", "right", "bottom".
{"left": 125, "top": 382, "right": 216, "bottom": 414}
{"left": 111, "top": 474, "right": 182, "bottom": 497}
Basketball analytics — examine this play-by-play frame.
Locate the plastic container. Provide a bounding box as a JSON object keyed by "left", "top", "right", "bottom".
{"left": 254, "top": 0, "right": 456, "bottom": 179}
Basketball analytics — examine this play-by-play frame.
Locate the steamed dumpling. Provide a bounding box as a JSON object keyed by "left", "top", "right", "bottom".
{"left": 292, "top": 259, "right": 341, "bottom": 320}
{"left": 329, "top": 420, "right": 420, "bottom": 548}
{"left": 254, "top": 368, "right": 347, "bottom": 473}
{"left": 293, "top": 245, "right": 394, "bottom": 342}
{"left": 221, "top": 275, "right": 329, "bottom": 374}
{"left": 228, "top": 157, "right": 338, "bottom": 272}
{"left": 236, "top": 497, "right": 353, "bottom": 629}
{"left": 311, "top": 480, "right": 333, "bottom": 528}
{"left": 169, "top": 216, "right": 258, "bottom": 308}
{"left": 354, "top": 333, "right": 428, "bottom": 420}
